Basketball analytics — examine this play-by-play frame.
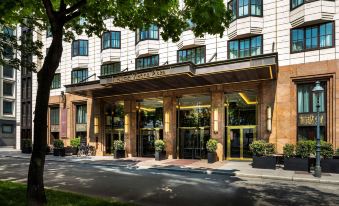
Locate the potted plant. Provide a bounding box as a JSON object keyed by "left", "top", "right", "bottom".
{"left": 113, "top": 140, "right": 125, "bottom": 159}
{"left": 206, "top": 139, "right": 218, "bottom": 163}
{"left": 283, "top": 140, "right": 312, "bottom": 171}
{"left": 335, "top": 148, "right": 339, "bottom": 159}
{"left": 53, "top": 139, "right": 65, "bottom": 156}
{"left": 21, "top": 139, "right": 32, "bottom": 154}
{"left": 154, "top": 139, "right": 166, "bottom": 161}
{"left": 320, "top": 142, "right": 339, "bottom": 173}
{"left": 69, "top": 137, "right": 81, "bottom": 155}
{"left": 250, "top": 140, "right": 276, "bottom": 169}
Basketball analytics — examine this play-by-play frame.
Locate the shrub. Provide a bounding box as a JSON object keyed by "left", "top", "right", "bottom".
{"left": 249, "top": 140, "right": 275, "bottom": 156}
{"left": 113, "top": 140, "right": 124, "bottom": 151}
{"left": 320, "top": 141, "right": 334, "bottom": 159}
{"left": 336, "top": 148, "right": 339, "bottom": 156}
{"left": 22, "top": 139, "right": 32, "bottom": 148}
{"left": 70, "top": 137, "right": 81, "bottom": 148}
{"left": 283, "top": 144, "right": 295, "bottom": 158}
{"left": 53, "top": 139, "right": 64, "bottom": 149}
{"left": 296, "top": 141, "right": 313, "bottom": 158}
{"left": 206, "top": 139, "right": 218, "bottom": 153}
{"left": 154, "top": 139, "right": 165, "bottom": 152}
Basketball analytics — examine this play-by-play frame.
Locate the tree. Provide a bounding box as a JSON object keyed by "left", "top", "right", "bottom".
{"left": 0, "top": 0, "right": 231, "bottom": 205}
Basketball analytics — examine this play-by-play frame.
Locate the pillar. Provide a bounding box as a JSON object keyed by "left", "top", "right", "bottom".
{"left": 211, "top": 91, "right": 225, "bottom": 161}
{"left": 163, "top": 96, "right": 177, "bottom": 159}
{"left": 124, "top": 100, "right": 137, "bottom": 157}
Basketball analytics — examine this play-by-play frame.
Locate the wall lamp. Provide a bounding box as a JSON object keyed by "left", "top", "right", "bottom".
{"left": 213, "top": 108, "right": 219, "bottom": 134}
{"left": 267, "top": 106, "right": 272, "bottom": 132}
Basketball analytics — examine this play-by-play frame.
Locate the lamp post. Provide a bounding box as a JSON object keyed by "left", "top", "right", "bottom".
{"left": 312, "top": 81, "right": 324, "bottom": 178}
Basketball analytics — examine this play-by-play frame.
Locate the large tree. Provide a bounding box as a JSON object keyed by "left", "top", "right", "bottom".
{"left": 0, "top": 0, "right": 231, "bottom": 205}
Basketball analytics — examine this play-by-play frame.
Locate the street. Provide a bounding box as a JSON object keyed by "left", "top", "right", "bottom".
{"left": 0, "top": 157, "right": 338, "bottom": 206}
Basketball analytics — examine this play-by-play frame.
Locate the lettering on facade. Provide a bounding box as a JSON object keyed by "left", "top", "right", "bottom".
{"left": 76, "top": 124, "right": 87, "bottom": 132}
{"left": 112, "top": 70, "right": 167, "bottom": 83}
{"left": 50, "top": 125, "right": 60, "bottom": 132}
{"left": 298, "top": 113, "right": 326, "bottom": 126}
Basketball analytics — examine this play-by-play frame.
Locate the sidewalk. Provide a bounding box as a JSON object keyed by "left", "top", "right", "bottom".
{"left": 1, "top": 151, "right": 339, "bottom": 185}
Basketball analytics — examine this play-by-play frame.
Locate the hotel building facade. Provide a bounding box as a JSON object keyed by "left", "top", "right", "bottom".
{"left": 18, "top": 0, "right": 339, "bottom": 160}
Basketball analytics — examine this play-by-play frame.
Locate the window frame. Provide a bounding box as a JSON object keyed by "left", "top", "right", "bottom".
{"left": 50, "top": 107, "right": 60, "bottom": 125}
{"left": 3, "top": 100, "right": 14, "bottom": 115}
{"left": 101, "top": 62, "right": 121, "bottom": 76}
{"left": 227, "top": 35, "right": 263, "bottom": 59}
{"left": 51, "top": 73, "right": 61, "bottom": 90}
{"left": 135, "top": 55, "right": 159, "bottom": 70}
{"left": 2, "top": 124, "right": 13, "bottom": 134}
{"left": 71, "top": 39, "right": 89, "bottom": 57}
{"left": 290, "top": 21, "right": 335, "bottom": 54}
{"left": 177, "top": 46, "right": 206, "bottom": 64}
{"left": 3, "top": 81, "right": 14, "bottom": 96}
{"left": 135, "top": 24, "right": 159, "bottom": 44}
{"left": 101, "top": 31, "right": 121, "bottom": 50}
{"left": 3, "top": 64, "right": 14, "bottom": 79}
{"left": 71, "top": 68, "right": 88, "bottom": 84}
{"left": 76, "top": 104, "right": 87, "bottom": 124}
{"left": 228, "top": 0, "right": 263, "bottom": 21}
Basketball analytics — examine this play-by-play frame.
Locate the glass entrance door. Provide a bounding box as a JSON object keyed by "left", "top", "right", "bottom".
{"left": 225, "top": 91, "right": 257, "bottom": 160}
{"left": 178, "top": 94, "right": 211, "bottom": 159}
{"left": 137, "top": 98, "right": 163, "bottom": 157}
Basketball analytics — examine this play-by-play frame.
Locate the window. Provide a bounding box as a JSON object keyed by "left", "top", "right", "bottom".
{"left": 291, "top": 22, "right": 334, "bottom": 53}
{"left": 136, "top": 55, "right": 159, "bottom": 70}
{"left": 3, "top": 101, "right": 13, "bottom": 115}
{"left": 71, "top": 69, "right": 88, "bottom": 84}
{"left": 102, "top": 31, "right": 121, "bottom": 50}
{"left": 228, "top": 35, "right": 262, "bottom": 59}
{"left": 178, "top": 46, "right": 206, "bottom": 64}
{"left": 136, "top": 24, "right": 159, "bottom": 44}
{"left": 3, "top": 82, "right": 13, "bottom": 96}
{"left": 72, "top": 40, "right": 88, "bottom": 57}
{"left": 50, "top": 107, "right": 60, "bottom": 125}
{"left": 51, "top": 73, "right": 61, "bottom": 89}
{"left": 3, "top": 64, "right": 13, "bottom": 78}
{"left": 3, "top": 27, "right": 14, "bottom": 37}
{"left": 228, "top": 0, "right": 262, "bottom": 20}
{"left": 76, "top": 104, "right": 87, "bottom": 124}
{"left": 291, "top": 0, "right": 304, "bottom": 10}
{"left": 101, "top": 62, "right": 121, "bottom": 76}
{"left": 2, "top": 125, "right": 13, "bottom": 134}
{"left": 297, "top": 82, "right": 326, "bottom": 141}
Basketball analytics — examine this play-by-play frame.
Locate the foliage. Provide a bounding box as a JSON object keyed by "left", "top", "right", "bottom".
{"left": 22, "top": 139, "right": 32, "bottom": 148}
{"left": 113, "top": 140, "right": 124, "bottom": 151}
{"left": 0, "top": 181, "right": 134, "bottom": 206}
{"left": 249, "top": 140, "right": 275, "bottom": 157}
{"left": 320, "top": 141, "right": 334, "bottom": 159}
{"left": 154, "top": 139, "right": 165, "bottom": 152}
{"left": 53, "top": 139, "right": 64, "bottom": 149}
{"left": 296, "top": 141, "right": 313, "bottom": 158}
{"left": 70, "top": 137, "right": 81, "bottom": 148}
{"left": 336, "top": 148, "right": 339, "bottom": 156}
{"left": 206, "top": 139, "right": 218, "bottom": 153}
{"left": 283, "top": 144, "right": 295, "bottom": 158}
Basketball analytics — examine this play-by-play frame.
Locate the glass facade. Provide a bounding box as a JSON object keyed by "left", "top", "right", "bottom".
{"left": 178, "top": 46, "right": 205, "bottom": 64}
{"left": 101, "top": 62, "right": 121, "bottom": 76}
{"left": 3, "top": 101, "right": 13, "bottom": 115}
{"left": 51, "top": 73, "right": 61, "bottom": 89}
{"left": 72, "top": 40, "right": 88, "bottom": 57}
{"left": 50, "top": 107, "right": 60, "bottom": 125}
{"left": 136, "top": 55, "right": 159, "bottom": 70}
{"left": 76, "top": 104, "right": 87, "bottom": 124}
{"left": 71, "top": 68, "right": 88, "bottom": 84}
{"left": 228, "top": 0, "right": 262, "bottom": 20}
{"left": 105, "top": 101, "right": 124, "bottom": 154}
{"left": 136, "top": 24, "right": 159, "bottom": 43}
{"left": 102, "top": 31, "right": 121, "bottom": 49}
{"left": 228, "top": 36, "right": 262, "bottom": 59}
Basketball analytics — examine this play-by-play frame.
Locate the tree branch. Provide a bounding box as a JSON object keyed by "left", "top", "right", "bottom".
{"left": 65, "top": 0, "right": 87, "bottom": 16}
{"left": 60, "top": 0, "right": 66, "bottom": 12}
{"left": 65, "top": 10, "right": 82, "bottom": 22}
{"left": 42, "top": 0, "right": 55, "bottom": 23}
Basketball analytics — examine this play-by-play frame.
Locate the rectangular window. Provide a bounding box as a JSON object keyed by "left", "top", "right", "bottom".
{"left": 228, "top": 35, "right": 263, "bottom": 59}
{"left": 238, "top": 0, "right": 249, "bottom": 17}
{"left": 71, "top": 68, "right": 88, "bottom": 84}
{"left": 136, "top": 55, "right": 159, "bottom": 70}
{"left": 50, "top": 107, "right": 60, "bottom": 125}
{"left": 136, "top": 24, "right": 159, "bottom": 44}
{"left": 102, "top": 31, "right": 121, "bottom": 49}
{"left": 3, "top": 101, "right": 13, "bottom": 115}
{"left": 3, "top": 64, "right": 13, "bottom": 78}
{"left": 178, "top": 46, "right": 206, "bottom": 64}
{"left": 291, "top": 22, "right": 334, "bottom": 53}
{"left": 72, "top": 40, "right": 88, "bottom": 57}
{"left": 76, "top": 104, "right": 87, "bottom": 124}
{"left": 51, "top": 73, "right": 61, "bottom": 89}
{"left": 101, "top": 62, "right": 121, "bottom": 76}
{"left": 3, "top": 82, "right": 13, "bottom": 96}
{"left": 251, "top": 0, "right": 262, "bottom": 16}
{"left": 228, "top": 0, "right": 237, "bottom": 21}
{"left": 291, "top": 0, "right": 304, "bottom": 10}
{"left": 2, "top": 124, "right": 13, "bottom": 134}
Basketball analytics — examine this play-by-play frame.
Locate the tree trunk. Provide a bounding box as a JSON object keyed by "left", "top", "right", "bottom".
{"left": 27, "top": 25, "right": 63, "bottom": 206}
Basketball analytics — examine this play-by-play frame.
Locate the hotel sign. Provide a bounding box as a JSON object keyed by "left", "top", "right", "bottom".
{"left": 111, "top": 70, "right": 167, "bottom": 83}
{"left": 298, "top": 113, "right": 326, "bottom": 126}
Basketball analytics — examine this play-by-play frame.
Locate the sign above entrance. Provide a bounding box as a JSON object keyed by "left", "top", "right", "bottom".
{"left": 112, "top": 70, "right": 167, "bottom": 83}
{"left": 298, "top": 113, "right": 326, "bottom": 126}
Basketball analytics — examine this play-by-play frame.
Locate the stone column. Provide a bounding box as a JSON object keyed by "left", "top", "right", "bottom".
{"left": 124, "top": 100, "right": 137, "bottom": 157}
{"left": 211, "top": 91, "right": 225, "bottom": 161}
{"left": 163, "top": 96, "right": 177, "bottom": 159}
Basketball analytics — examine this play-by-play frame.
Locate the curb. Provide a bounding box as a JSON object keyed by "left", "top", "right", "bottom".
{"left": 2, "top": 154, "right": 339, "bottom": 185}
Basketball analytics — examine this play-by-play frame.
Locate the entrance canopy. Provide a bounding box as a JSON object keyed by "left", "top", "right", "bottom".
{"left": 65, "top": 53, "right": 278, "bottom": 97}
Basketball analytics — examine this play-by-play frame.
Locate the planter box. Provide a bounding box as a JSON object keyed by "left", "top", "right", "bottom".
{"left": 155, "top": 151, "right": 166, "bottom": 161}
{"left": 321, "top": 159, "right": 339, "bottom": 173}
{"left": 53, "top": 148, "right": 65, "bottom": 157}
{"left": 284, "top": 157, "right": 309, "bottom": 172}
{"left": 22, "top": 147, "right": 32, "bottom": 154}
{"left": 65, "top": 147, "right": 76, "bottom": 156}
{"left": 114, "top": 150, "right": 125, "bottom": 159}
{"left": 207, "top": 152, "right": 216, "bottom": 164}
{"left": 252, "top": 156, "right": 276, "bottom": 169}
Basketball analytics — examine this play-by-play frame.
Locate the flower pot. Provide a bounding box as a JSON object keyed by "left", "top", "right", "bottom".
{"left": 155, "top": 151, "right": 166, "bottom": 161}
{"left": 53, "top": 148, "right": 65, "bottom": 157}
{"left": 321, "top": 159, "right": 339, "bottom": 173}
{"left": 207, "top": 152, "right": 216, "bottom": 164}
{"left": 252, "top": 156, "right": 276, "bottom": 169}
{"left": 22, "top": 147, "right": 32, "bottom": 154}
{"left": 114, "top": 150, "right": 125, "bottom": 159}
{"left": 65, "top": 147, "right": 75, "bottom": 156}
{"left": 284, "top": 157, "right": 309, "bottom": 172}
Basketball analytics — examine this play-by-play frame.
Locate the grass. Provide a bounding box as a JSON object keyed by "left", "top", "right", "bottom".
{"left": 0, "top": 181, "right": 134, "bottom": 206}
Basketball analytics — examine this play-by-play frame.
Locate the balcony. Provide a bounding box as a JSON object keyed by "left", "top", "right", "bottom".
{"left": 71, "top": 56, "right": 89, "bottom": 69}
{"left": 101, "top": 48, "right": 121, "bottom": 63}
{"left": 177, "top": 30, "right": 205, "bottom": 50}
{"left": 227, "top": 17, "right": 263, "bottom": 40}
{"left": 290, "top": 0, "right": 335, "bottom": 28}
{"left": 135, "top": 40, "right": 160, "bottom": 58}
